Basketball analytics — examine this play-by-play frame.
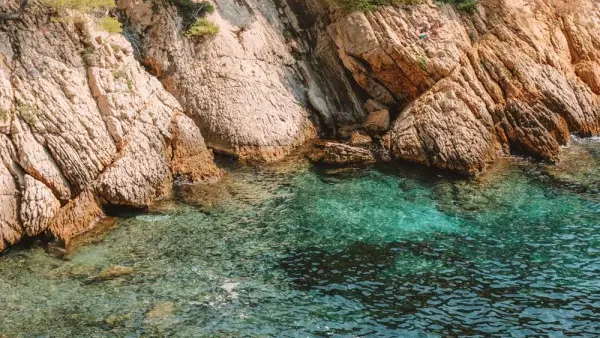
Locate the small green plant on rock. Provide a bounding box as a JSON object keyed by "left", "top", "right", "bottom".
{"left": 418, "top": 55, "right": 428, "bottom": 70}
{"left": 439, "top": 0, "right": 478, "bottom": 11}
{"left": 126, "top": 78, "right": 134, "bottom": 94}
{"left": 111, "top": 44, "right": 121, "bottom": 54}
{"left": 98, "top": 17, "right": 122, "bottom": 33}
{"left": 81, "top": 46, "right": 95, "bottom": 65}
{"left": 327, "top": 0, "right": 423, "bottom": 12}
{"left": 326, "top": 0, "right": 477, "bottom": 12}
{"left": 112, "top": 68, "right": 126, "bottom": 79}
{"left": 168, "top": 0, "right": 215, "bottom": 31}
{"left": 185, "top": 18, "right": 219, "bottom": 37}
{"left": 43, "top": 0, "right": 121, "bottom": 35}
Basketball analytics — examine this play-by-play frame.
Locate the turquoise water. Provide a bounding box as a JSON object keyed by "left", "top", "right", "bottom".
{"left": 1, "top": 140, "right": 600, "bottom": 337}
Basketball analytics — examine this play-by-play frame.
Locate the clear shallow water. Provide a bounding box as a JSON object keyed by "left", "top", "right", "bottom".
{"left": 1, "top": 140, "right": 600, "bottom": 337}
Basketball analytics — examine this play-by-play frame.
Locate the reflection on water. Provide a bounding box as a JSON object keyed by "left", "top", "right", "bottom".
{"left": 1, "top": 139, "right": 600, "bottom": 337}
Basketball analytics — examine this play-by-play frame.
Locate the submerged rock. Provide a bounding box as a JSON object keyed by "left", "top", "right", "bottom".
{"left": 145, "top": 301, "right": 175, "bottom": 323}
{"left": 323, "top": 142, "right": 376, "bottom": 165}
{"left": 541, "top": 137, "right": 600, "bottom": 192}
{"left": 94, "top": 265, "right": 136, "bottom": 281}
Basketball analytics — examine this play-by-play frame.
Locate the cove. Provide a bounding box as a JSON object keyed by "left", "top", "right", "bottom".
{"left": 1, "top": 139, "right": 599, "bottom": 337}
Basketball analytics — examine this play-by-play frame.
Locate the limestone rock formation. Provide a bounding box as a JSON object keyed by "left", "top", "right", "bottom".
{"left": 0, "top": 7, "right": 221, "bottom": 251}
{"left": 328, "top": 0, "right": 600, "bottom": 175}
{"left": 120, "top": 0, "right": 308, "bottom": 161}
{"left": 118, "top": 0, "right": 368, "bottom": 161}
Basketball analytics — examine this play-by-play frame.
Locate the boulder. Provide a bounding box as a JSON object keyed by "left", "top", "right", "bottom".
{"left": 349, "top": 131, "right": 373, "bottom": 146}
{"left": 363, "top": 109, "right": 390, "bottom": 134}
{"left": 323, "top": 142, "right": 376, "bottom": 165}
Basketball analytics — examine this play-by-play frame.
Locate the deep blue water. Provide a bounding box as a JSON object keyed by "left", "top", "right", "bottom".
{"left": 0, "top": 139, "right": 599, "bottom": 337}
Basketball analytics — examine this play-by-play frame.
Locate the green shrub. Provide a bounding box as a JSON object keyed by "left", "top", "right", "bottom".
{"left": 418, "top": 55, "right": 428, "bottom": 70}
{"left": 438, "top": 0, "right": 478, "bottom": 11}
{"left": 185, "top": 18, "right": 219, "bottom": 37}
{"left": 112, "top": 68, "right": 126, "bottom": 79}
{"left": 327, "top": 0, "right": 422, "bottom": 12}
{"left": 168, "top": 0, "right": 215, "bottom": 31}
{"left": 98, "top": 17, "right": 122, "bottom": 33}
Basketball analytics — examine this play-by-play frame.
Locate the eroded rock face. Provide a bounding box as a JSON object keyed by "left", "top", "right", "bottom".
{"left": 329, "top": 0, "right": 600, "bottom": 175}
{"left": 119, "top": 0, "right": 316, "bottom": 161}
{"left": 0, "top": 7, "right": 221, "bottom": 251}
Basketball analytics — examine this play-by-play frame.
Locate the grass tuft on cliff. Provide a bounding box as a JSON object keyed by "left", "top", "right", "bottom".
{"left": 327, "top": 0, "right": 422, "bottom": 12}
{"left": 185, "top": 17, "right": 219, "bottom": 37}
{"left": 168, "top": 0, "right": 215, "bottom": 31}
{"left": 439, "top": 0, "right": 478, "bottom": 10}
{"left": 98, "top": 16, "right": 122, "bottom": 33}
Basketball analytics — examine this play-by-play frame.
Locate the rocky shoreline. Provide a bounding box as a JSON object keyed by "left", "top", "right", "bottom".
{"left": 1, "top": 0, "right": 599, "bottom": 251}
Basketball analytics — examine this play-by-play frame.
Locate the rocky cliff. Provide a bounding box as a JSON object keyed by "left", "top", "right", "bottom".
{"left": 118, "top": 0, "right": 365, "bottom": 161}
{"left": 0, "top": 5, "right": 222, "bottom": 250}
{"left": 328, "top": 0, "right": 600, "bottom": 174}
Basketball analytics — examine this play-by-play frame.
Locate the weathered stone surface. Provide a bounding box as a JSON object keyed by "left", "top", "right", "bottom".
{"left": 0, "top": 136, "right": 22, "bottom": 251}
{"left": 328, "top": 3, "right": 471, "bottom": 107}
{"left": 119, "top": 0, "right": 318, "bottom": 161}
{"left": 96, "top": 124, "right": 173, "bottom": 207}
{"left": 20, "top": 175, "right": 60, "bottom": 237}
{"left": 323, "top": 142, "right": 376, "bottom": 165}
{"left": 362, "top": 109, "right": 390, "bottom": 134}
{"left": 329, "top": 0, "right": 600, "bottom": 174}
{"left": 364, "top": 99, "right": 387, "bottom": 114}
{"left": 11, "top": 118, "right": 72, "bottom": 201}
{"left": 348, "top": 131, "right": 373, "bottom": 146}
{"left": 170, "top": 112, "right": 223, "bottom": 183}
{"left": 338, "top": 124, "right": 361, "bottom": 138}
{"left": 0, "top": 7, "right": 221, "bottom": 251}
{"left": 49, "top": 190, "right": 104, "bottom": 245}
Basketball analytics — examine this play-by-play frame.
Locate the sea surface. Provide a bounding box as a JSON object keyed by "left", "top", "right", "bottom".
{"left": 1, "top": 138, "right": 599, "bottom": 337}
